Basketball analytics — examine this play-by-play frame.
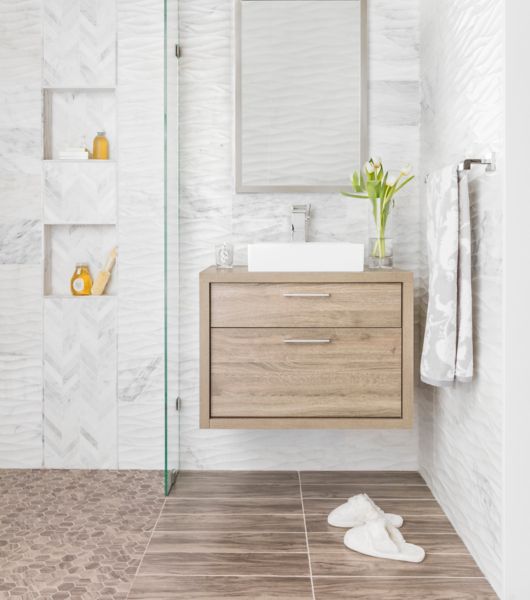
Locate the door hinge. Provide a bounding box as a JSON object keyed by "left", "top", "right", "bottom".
{"left": 175, "top": 44, "right": 182, "bottom": 59}
{"left": 176, "top": 396, "right": 182, "bottom": 411}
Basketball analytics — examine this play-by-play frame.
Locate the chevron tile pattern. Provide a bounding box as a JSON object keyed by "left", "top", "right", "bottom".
{"left": 43, "top": 224, "right": 117, "bottom": 296}
{"left": 48, "top": 89, "right": 116, "bottom": 160}
{"left": 43, "top": 0, "right": 116, "bottom": 88}
{"left": 418, "top": 0, "right": 504, "bottom": 594}
{"left": 43, "top": 161, "right": 117, "bottom": 224}
{"left": 43, "top": 297, "right": 117, "bottom": 468}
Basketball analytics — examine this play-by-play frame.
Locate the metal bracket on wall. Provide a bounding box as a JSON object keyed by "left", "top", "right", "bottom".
{"left": 176, "top": 396, "right": 182, "bottom": 412}
{"left": 175, "top": 44, "right": 181, "bottom": 59}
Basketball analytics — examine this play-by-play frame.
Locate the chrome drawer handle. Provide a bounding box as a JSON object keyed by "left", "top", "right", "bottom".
{"left": 282, "top": 293, "right": 330, "bottom": 298}
{"left": 283, "top": 339, "right": 331, "bottom": 344}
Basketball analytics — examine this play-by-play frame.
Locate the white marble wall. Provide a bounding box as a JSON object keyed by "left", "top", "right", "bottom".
{"left": 0, "top": 0, "right": 43, "bottom": 467}
{"left": 179, "top": 0, "right": 422, "bottom": 470}
{"left": 418, "top": 0, "right": 504, "bottom": 593}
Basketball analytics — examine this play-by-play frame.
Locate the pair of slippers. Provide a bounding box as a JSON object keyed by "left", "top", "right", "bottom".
{"left": 327, "top": 493, "right": 425, "bottom": 563}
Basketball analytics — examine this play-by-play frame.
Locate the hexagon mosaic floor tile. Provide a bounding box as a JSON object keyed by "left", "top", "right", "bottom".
{"left": 0, "top": 470, "right": 164, "bottom": 600}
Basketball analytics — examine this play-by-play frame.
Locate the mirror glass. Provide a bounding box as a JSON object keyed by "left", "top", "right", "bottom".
{"left": 236, "top": 0, "right": 366, "bottom": 192}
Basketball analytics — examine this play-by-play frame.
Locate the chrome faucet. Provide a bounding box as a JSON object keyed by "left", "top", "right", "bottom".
{"left": 291, "top": 204, "right": 311, "bottom": 242}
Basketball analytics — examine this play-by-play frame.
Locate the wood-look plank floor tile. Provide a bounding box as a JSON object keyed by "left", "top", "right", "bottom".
{"left": 175, "top": 471, "right": 299, "bottom": 485}
{"left": 157, "top": 513, "right": 305, "bottom": 533}
{"left": 171, "top": 482, "right": 301, "bottom": 498}
{"left": 129, "top": 575, "right": 313, "bottom": 599}
{"left": 149, "top": 530, "right": 308, "bottom": 553}
{"left": 300, "top": 471, "right": 425, "bottom": 485}
{"left": 138, "top": 551, "right": 310, "bottom": 577}
{"left": 305, "top": 514, "right": 455, "bottom": 535}
{"left": 310, "top": 549, "right": 483, "bottom": 577}
{"left": 312, "top": 577, "right": 497, "bottom": 599}
{"left": 303, "top": 497, "right": 444, "bottom": 516}
{"left": 308, "top": 531, "right": 468, "bottom": 554}
{"left": 301, "top": 484, "right": 433, "bottom": 500}
{"left": 163, "top": 497, "right": 303, "bottom": 515}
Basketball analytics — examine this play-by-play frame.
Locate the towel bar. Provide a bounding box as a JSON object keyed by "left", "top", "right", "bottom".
{"left": 425, "top": 153, "right": 496, "bottom": 183}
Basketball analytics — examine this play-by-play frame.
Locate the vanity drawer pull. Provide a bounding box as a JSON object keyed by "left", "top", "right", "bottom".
{"left": 282, "top": 293, "right": 330, "bottom": 298}
{"left": 283, "top": 338, "right": 331, "bottom": 344}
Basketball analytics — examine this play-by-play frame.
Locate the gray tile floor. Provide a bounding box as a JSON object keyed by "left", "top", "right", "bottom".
{"left": 0, "top": 470, "right": 498, "bottom": 599}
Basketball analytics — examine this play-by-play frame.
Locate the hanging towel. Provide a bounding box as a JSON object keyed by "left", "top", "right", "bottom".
{"left": 420, "top": 166, "right": 473, "bottom": 386}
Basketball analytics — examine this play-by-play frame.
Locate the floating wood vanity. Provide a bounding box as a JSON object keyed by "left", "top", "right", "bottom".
{"left": 200, "top": 267, "right": 413, "bottom": 429}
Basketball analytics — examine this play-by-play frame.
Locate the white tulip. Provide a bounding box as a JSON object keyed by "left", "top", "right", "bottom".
{"left": 400, "top": 164, "right": 412, "bottom": 176}
{"left": 386, "top": 174, "right": 397, "bottom": 187}
{"left": 364, "top": 161, "right": 375, "bottom": 174}
{"left": 372, "top": 156, "right": 382, "bottom": 168}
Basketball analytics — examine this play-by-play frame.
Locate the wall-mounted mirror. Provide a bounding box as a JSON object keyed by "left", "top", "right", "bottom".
{"left": 236, "top": 0, "right": 367, "bottom": 193}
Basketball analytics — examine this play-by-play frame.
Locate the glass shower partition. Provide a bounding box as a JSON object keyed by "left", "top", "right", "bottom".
{"left": 164, "top": 0, "right": 180, "bottom": 495}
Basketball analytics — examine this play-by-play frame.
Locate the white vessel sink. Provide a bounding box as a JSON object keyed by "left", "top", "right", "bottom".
{"left": 248, "top": 243, "right": 364, "bottom": 272}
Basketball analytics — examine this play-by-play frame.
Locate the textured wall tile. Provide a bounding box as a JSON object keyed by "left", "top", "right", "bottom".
{"left": 43, "top": 161, "right": 117, "bottom": 224}
{"left": 116, "top": 0, "right": 165, "bottom": 469}
{"left": 43, "top": 297, "right": 117, "bottom": 468}
{"left": 43, "top": 0, "right": 116, "bottom": 87}
{"left": 179, "top": 0, "right": 421, "bottom": 470}
{"left": 0, "top": 265, "right": 42, "bottom": 467}
{"left": 418, "top": 0, "right": 504, "bottom": 593}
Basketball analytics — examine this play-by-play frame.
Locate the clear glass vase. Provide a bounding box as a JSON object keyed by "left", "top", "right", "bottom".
{"left": 367, "top": 197, "right": 393, "bottom": 269}
{"left": 367, "top": 237, "right": 393, "bottom": 269}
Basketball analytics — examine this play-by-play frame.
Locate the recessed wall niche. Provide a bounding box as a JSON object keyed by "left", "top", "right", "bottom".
{"left": 43, "top": 88, "right": 116, "bottom": 160}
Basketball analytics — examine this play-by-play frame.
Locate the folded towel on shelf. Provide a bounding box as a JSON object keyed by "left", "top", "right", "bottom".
{"left": 420, "top": 165, "right": 473, "bottom": 387}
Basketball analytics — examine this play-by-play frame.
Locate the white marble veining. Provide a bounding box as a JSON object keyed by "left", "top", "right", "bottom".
{"left": 43, "top": 161, "right": 117, "bottom": 224}
{"left": 179, "top": 0, "right": 421, "bottom": 470}
{"left": 43, "top": 296, "right": 117, "bottom": 468}
{"left": 43, "top": 0, "right": 116, "bottom": 88}
{"left": 0, "top": 0, "right": 43, "bottom": 468}
{"left": 0, "top": 265, "right": 42, "bottom": 468}
{"left": 418, "top": 0, "right": 504, "bottom": 593}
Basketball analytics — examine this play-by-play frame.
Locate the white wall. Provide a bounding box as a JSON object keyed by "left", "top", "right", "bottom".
{"left": 179, "top": 0, "right": 422, "bottom": 470}
{"left": 418, "top": 0, "right": 504, "bottom": 594}
{"left": 504, "top": 1, "right": 530, "bottom": 597}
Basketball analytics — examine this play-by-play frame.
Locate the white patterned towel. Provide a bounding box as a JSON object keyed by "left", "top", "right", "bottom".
{"left": 420, "top": 166, "right": 473, "bottom": 387}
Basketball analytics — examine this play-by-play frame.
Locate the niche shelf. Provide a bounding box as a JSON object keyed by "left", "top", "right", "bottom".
{"left": 43, "top": 88, "right": 116, "bottom": 161}
{"left": 43, "top": 224, "right": 118, "bottom": 298}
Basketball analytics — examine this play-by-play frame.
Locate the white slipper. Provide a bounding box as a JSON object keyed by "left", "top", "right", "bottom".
{"left": 344, "top": 517, "right": 425, "bottom": 563}
{"left": 327, "top": 493, "right": 403, "bottom": 529}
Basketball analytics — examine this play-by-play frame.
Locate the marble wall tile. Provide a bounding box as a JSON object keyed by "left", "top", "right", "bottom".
{"left": 43, "top": 297, "right": 117, "bottom": 468}
{"left": 0, "top": 265, "right": 42, "bottom": 468}
{"left": 0, "top": 0, "right": 43, "bottom": 468}
{"left": 43, "top": 0, "right": 116, "bottom": 87}
{"left": 178, "top": 0, "right": 421, "bottom": 470}
{"left": 43, "top": 161, "right": 117, "bottom": 224}
{"left": 418, "top": 0, "right": 504, "bottom": 593}
{"left": 0, "top": 220, "right": 41, "bottom": 264}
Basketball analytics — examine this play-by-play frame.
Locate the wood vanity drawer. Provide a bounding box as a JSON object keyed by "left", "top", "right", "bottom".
{"left": 210, "top": 328, "right": 402, "bottom": 418}
{"left": 210, "top": 283, "right": 402, "bottom": 328}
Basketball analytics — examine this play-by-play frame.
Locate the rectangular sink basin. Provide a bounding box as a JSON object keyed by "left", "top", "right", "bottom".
{"left": 248, "top": 243, "right": 364, "bottom": 272}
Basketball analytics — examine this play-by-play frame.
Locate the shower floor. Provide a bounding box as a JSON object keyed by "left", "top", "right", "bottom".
{"left": 0, "top": 470, "right": 497, "bottom": 599}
